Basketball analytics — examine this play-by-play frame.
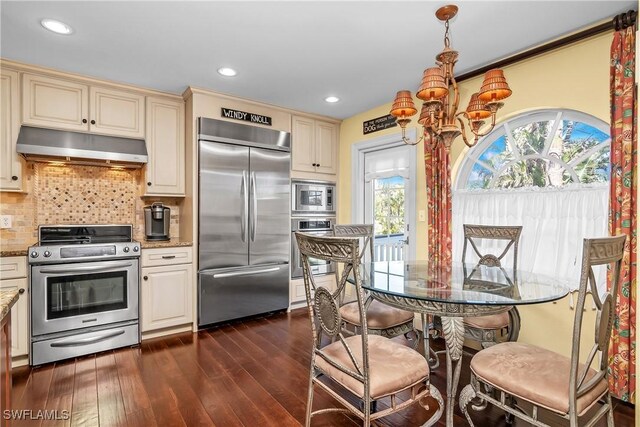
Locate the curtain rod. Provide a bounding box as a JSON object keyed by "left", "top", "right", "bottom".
{"left": 457, "top": 9, "right": 637, "bottom": 83}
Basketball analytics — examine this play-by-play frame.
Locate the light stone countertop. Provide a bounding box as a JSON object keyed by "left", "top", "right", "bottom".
{"left": 137, "top": 237, "right": 193, "bottom": 249}
{"left": 0, "top": 288, "right": 20, "bottom": 321}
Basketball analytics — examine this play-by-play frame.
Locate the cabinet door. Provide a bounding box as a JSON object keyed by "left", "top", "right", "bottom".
{"left": 141, "top": 264, "right": 193, "bottom": 332}
{"left": 314, "top": 121, "right": 338, "bottom": 175}
{"left": 22, "top": 74, "right": 89, "bottom": 131}
{"left": 0, "top": 70, "right": 22, "bottom": 191}
{"left": 144, "top": 97, "right": 185, "bottom": 195}
{"left": 0, "top": 279, "right": 28, "bottom": 358}
{"left": 291, "top": 115, "right": 317, "bottom": 173}
{"left": 90, "top": 87, "right": 145, "bottom": 138}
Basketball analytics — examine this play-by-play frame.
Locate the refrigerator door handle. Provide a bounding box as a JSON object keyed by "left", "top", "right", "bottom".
{"left": 240, "top": 170, "right": 248, "bottom": 242}
{"left": 250, "top": 171, "right": 257, "bottom": 242}
{"left": 211, "top": 265, "right": 282, "bottom": 279}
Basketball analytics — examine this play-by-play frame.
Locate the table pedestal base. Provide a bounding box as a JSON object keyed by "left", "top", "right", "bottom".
{"left": 441, "top": 317, "right": 465, "bottom": 427}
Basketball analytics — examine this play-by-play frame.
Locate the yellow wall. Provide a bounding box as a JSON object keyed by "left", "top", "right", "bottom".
{"left": 338, "top": 32, "right": 613, "bottom": 360}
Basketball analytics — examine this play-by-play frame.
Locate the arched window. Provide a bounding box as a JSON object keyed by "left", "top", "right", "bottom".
{"left": 453, "top": 109, "right": 611, "bottom": 294}
{"left": 456, "top": 109, "right": 610, "bottom": 190}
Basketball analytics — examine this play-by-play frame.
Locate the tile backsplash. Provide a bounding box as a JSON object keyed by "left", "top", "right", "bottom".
{"left": 33, "top": 163, "right": 138, "bottom": 225}
{"left": 0, "top": 162, "right": 181, "bottom": 247}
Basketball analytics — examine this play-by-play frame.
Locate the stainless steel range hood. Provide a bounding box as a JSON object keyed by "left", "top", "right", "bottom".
{"left": 16, "top": 126, "right": 148, "bottom": 168}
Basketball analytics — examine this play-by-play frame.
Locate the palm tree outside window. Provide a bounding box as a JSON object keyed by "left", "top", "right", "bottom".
{"left": 454, "top": 109, "right": 610, "bottom": 294}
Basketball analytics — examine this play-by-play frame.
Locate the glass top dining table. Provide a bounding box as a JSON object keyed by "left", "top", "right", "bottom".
{"left": 351, "top": 260, "right": 571, "bottom": 427}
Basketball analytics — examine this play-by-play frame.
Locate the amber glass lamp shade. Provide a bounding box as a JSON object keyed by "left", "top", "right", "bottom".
{"left": 465, "top": 93, "right": 491, "bottom": 121}
{"left": 390, "top": 90, "right": 418, "bottom": 118}
{"left": 416, "top": 67, "right": 448, "bottom": 101}
{"left": 478, "top": 69, "right": 512, "bottom": 102}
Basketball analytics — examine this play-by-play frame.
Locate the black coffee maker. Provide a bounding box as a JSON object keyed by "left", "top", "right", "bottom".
{"left": 144, "top": 202, "right": 170, "bottom": 241}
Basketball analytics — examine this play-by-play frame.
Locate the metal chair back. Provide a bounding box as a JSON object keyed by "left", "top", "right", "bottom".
{"left": 569, "top": 235, "right": 625, "bottom": 415}
{"left": 462, "top": 224, "right": 522, "bottom": 272}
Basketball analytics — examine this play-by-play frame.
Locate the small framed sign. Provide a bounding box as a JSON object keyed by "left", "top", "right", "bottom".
{"left": 363, "top": 114, "right": 397, "bottom": 135}
{"left": 221, "top": 108, "right": 272, "bottom": 126}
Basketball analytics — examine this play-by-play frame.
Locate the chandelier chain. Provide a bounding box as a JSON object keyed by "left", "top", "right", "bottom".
{"left": 444, "top": 19, "right": 451, "bottom": 48}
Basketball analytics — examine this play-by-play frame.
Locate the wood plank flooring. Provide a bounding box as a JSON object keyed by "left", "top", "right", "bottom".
{"left": 10, "top": 309, "right": 636, "bottom": 426}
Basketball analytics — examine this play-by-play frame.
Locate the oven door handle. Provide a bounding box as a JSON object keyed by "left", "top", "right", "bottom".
{"left": 49, "top": 329, "right": 126, "bottom": 347}
{"left": 39, "top": 262, "right": 133, "bottom": 274}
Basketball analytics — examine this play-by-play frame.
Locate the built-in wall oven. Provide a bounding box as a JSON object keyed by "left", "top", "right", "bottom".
{"left": 291, "top": 217, "right": 335, "bottom": 278}
{"left": 292, "top": 180, "right": 335, "bottom": 215}
{"left": 28, "top": 225, "right": 140, "bottom": 366}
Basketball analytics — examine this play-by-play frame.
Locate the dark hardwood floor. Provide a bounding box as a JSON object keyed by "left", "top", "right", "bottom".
{"left": 10, "top": 309, "right": 636, "bottom": 426}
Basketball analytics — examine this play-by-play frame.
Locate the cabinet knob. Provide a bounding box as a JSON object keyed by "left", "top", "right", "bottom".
{"left": 11, "top": 176, "right": 18, "bottom": 181}
{"left": 90, "top": 120, "right": 96, "bottom": 125}
{"left": 147, "top": 182, "right": 152, "bottom": 186}
{"left": 143, "top": 276, "right": 148, "bottom": 281}
{"left": 82, "top": 119, "right": 88, "bottom": 124}
{"left": 18, "top": 288, "right": 25, "bottom": 294}
{"left": 312, "top": 163, "right": 317, "bottom": 167}
{"left": 317, "top": 163, "right": 320, "bottom": 167}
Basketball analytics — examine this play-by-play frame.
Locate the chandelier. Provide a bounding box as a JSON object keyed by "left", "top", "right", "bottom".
{"left": 389, "top": 5, "right": 512, "bottom": 150}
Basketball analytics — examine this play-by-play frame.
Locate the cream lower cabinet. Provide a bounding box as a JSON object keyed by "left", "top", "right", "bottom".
{"left": 144, "top": 97, "right": 185, "bottom": 196}
{"left": 290, "top": 273, "right": 335, "bottom": 306}
{"left": 140, "top": 247, "right": 193, "bottom": 333}
{"left": 0, "top": 257, "right": 29, "bottom": 362}
{"left": 22, "top": 73, "right": 145, "bottom": 138}
{"left": 291, "top": 115, "right": 338, "bottom": 179}
{"left": 0, "top": 70, "right": 23, "bottom": 191}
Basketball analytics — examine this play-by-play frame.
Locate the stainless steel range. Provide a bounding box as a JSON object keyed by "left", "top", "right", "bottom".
{"left": 28, "top": 225, "right": 140, "bottom": 365}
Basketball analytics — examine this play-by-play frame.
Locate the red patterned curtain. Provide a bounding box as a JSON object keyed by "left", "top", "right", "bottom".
{"left": 425, "top": 142, "right": 452, "bottom": 268}
{"left": 608, "top": 23, "right": 637, "bottom": 403}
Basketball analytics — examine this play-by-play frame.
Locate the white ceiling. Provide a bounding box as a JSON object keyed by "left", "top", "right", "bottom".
{"left": 1, "top": 1, "right": 635, "bottom": 119}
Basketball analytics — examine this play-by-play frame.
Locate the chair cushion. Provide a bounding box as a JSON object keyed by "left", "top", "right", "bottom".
{"left": 340, "top": 300, "right": 415, "bottom": 329}
{"left": 315, "top": 335, "right": 429, "bottom": 399}
{"left": 470, "top": 342, "right": 609, "bottom": 416}
{"left": 463, "top": 311, "right": 510, "bottom": 329}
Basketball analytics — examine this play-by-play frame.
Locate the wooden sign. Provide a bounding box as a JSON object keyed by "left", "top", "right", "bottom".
{"left": 221, "top": 108, "right": 272, "bottom": 126}
{"left": 363, "top": 114, "right": 397, "bottom": 135}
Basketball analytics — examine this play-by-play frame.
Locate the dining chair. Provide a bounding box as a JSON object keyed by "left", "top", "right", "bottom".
{"left": 460, "top": 224, "right": 523, "bottom": 348}
{"left": 333, "top": 224, "right": 418, "bottom": 346}
{"left": 295, "top": 231, "right": 444, "bottom": 426}
{"left": 459, "top": 235, "right": 625, "bottom": 427}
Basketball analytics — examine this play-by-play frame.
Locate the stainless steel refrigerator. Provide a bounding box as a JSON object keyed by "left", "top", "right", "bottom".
{"left": 197, "top": 117, "right": 291, "bottom": 327}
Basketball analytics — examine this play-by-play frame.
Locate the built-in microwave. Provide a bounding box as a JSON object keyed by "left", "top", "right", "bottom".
{"left": 292, "top": 180, "right": 335, "bottom": 215}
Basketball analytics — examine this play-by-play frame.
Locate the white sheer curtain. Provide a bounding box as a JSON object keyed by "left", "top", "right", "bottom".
{"left": 452, "top": 184, "right": 609, "bottom": 295}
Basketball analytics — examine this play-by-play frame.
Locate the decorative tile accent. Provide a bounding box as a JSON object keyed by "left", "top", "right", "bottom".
{"left": 33, "top": 163, "right": 138, "bottom": 225}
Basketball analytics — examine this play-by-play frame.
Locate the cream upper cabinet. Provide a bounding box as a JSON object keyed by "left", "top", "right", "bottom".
{"left": 144, "top": 97, "right": 185, "bottom": 196}
{"left": 314, "top": 120, "right": 338, "bottom": 175}
{"left": 291, "top": 115, "right": 338, "bottom": 178}
{"left": 90, "top": 87, "right": 145, "bottom": 138}
{"left": 0, "top": 69, "right": 23, "bottom": 191}
{"left": 291, "top": 116, "right": 316, "bottom": 173}
{"left": 22, "top": 74, "right": 89, "bottom": 131}
{"left": 22, "top": 73, "right": 145, "bottom": 138}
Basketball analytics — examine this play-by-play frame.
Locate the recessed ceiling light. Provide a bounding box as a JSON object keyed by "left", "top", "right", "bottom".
{"left": 217, "top": 67, "right": 237, "bottom": 77}
{"left": 40, "top": 18, "right": 74, "bottom": 35}
{"left": 325, "top": 96, "right": 340, "bottom": 103}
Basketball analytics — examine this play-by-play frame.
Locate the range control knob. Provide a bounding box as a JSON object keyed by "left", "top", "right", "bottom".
{"left": 123, "top": 247, "right": 130, "bottom": 253}
{"left": 43, "top": 251, "right": 52, "bottom": 258}
{"left": 30, "top": 251, "right": 39, "bottom": 258}
{"left": 132, "top": 246, "right": 139, "bottom": 252}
